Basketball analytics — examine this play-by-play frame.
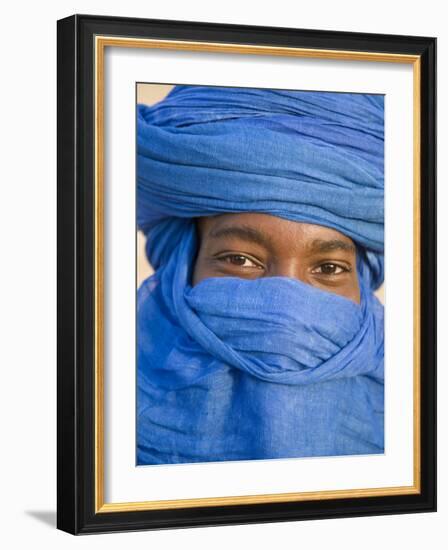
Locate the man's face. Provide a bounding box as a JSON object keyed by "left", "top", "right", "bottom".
{"left": 193, "top": 212, "right": 360, "bottom": 304}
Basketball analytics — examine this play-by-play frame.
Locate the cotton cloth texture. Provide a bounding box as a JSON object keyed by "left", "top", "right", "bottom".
{"left": 136, "top": 85, "right": 385, "bottom": 465}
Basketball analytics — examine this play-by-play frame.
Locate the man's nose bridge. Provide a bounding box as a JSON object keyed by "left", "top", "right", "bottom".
{"left": 271, "top": 258, "right": 304, "bottom": 281}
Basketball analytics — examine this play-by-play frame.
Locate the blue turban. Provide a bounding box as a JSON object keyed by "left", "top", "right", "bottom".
{"left": 136, "top": 85, "right": 384, "bottom": 465}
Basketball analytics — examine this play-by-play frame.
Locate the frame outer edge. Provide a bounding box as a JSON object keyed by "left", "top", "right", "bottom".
{"left": 57, "top": 14, "right": 80, "bottom": 535}
{"left": 432, "top": 38, "right": 437, "bottom": 512}
{"left": 421, "top": 37, "right": 437, "bottom": 511}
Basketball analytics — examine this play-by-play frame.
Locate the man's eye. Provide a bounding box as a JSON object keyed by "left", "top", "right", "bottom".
{"left": 219, "top": 254, "right": 263, "bottom": 269}
{"left": 312, "top": 263, "right": 347, "bottom": 275}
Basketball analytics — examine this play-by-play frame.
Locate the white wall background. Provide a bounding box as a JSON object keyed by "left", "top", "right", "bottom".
{"left": 0, "top": 1, "right": 444, "bottom": 548}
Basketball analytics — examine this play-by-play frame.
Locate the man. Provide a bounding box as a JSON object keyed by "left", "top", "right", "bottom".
{"left": 193, "top": 213, "right": 361, "bottom": 303}
{"left": 136, "top": 85, "right": 384, "bottom": 465}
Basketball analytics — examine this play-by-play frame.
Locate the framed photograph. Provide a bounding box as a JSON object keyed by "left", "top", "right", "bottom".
{"left": 57, "top": 14, "right": 436, "bottom": 534}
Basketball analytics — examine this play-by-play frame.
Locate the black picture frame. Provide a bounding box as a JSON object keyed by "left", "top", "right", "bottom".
{"left": 57, "top": 14, "right": 436, "bottom": 535}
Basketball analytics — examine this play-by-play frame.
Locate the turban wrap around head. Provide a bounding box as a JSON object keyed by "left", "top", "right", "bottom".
{"left": 136, "top": 85, "right": 385, "bottom": 465}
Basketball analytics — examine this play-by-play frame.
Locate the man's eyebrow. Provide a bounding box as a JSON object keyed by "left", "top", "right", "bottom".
{"left": 309, "top": 238, "right": 356, "bottom": 254}
{"left": 207, "top": 224, "right": 273, "bottom": 248}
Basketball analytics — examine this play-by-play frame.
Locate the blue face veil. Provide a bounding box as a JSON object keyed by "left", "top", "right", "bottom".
{"left": 136, "top": 85, "right": 384, "bottom": 465}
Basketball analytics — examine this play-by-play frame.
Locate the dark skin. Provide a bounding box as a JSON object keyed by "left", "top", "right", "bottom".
{"left": 192, "top": 212, "right": 360, "bottom": 304}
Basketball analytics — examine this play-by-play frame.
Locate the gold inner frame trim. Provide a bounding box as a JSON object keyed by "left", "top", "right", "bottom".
{"left": 94, "top": 35, "right": 421, "bottom": 513}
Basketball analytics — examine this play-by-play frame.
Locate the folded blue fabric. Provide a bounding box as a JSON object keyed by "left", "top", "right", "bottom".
{"left": 136, "top": 86, "right": 384, "bottom": 464}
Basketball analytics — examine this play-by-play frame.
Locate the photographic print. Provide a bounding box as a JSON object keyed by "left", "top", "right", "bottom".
{"left": 57, "top": 14, "right": 435, "bottom": 534}
{"left": 136, "top": 84, "right": 386, "bottom": 466}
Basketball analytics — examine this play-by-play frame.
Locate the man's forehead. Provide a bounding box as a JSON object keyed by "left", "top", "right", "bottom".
{"left": 196, "top": 212, "right": 356, "bottom": 251}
